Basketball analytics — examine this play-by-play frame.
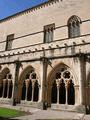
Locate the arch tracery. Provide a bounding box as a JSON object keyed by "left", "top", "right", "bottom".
{"left": 47, "top": 63, "right": 75, "bottom": 105}
{"left": 19, "top": 65, "right": 40, "bottom": 102}
{"left": 67, "top": 15, "right": 81, "bottom": 38}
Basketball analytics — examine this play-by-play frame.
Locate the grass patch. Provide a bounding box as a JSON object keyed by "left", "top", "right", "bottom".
{"left": 0, "top": 107, "right": 26, "bottom": 118}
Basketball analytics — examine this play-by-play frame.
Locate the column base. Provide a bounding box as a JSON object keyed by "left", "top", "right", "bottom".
{"left": 38, "top": 101, "right": 48, "bottom": 110}
{"left": 85, "top": 105, "right": 90, "bottom": 114}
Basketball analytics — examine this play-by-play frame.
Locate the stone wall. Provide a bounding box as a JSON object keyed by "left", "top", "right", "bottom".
{"left": 0, "top": 0, "right": 89, "bottom": 51}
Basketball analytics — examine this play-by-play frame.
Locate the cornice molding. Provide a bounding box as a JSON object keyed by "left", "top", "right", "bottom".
{"left": 0, "top": 0, "right": 60, "bottom": 23}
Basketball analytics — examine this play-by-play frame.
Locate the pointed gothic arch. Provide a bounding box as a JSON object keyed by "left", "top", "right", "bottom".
{"left": 0, "top": 67, "right": 10, "bottom": 81}
{"left": 47, "top": 63, "right": 75, "bottom": 106}
{"left": 67, "top": 15, "right": 81, "bottom": 38}
{"left": 0, "top": 67, "right": 12, "bottom": 98}
{"left": 19, "top": 65, "right": 34, "bottom": 83}
{"left": 18, "top": 65, "right": 34, "bottom": 100}
{"left": 18, "top": 65, "right": 40, "bottom": 102}
{"left": 47, "top": 62, "right": 68, "bottom": 82}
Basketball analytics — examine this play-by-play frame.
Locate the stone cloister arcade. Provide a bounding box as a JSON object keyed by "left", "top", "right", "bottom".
{"left": 0, "top": 65, "right": 40, "bottom": 104}
{"left": 0, "top": 60, "right": 89, "bottom": 113}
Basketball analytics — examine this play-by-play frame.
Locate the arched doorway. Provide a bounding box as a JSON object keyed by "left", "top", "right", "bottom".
{"left": 47, "top": 63, "right": 75, "bottom": 107}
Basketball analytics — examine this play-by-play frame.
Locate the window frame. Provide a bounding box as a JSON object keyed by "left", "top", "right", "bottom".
{"left": 43, "top": 23, "right": 55, "bottom": 43}
{"left": 67, "top": 15, "right": 81, "bottom": 38}
{"left": 5, "top": 34, "right": 14, "bottom": 51}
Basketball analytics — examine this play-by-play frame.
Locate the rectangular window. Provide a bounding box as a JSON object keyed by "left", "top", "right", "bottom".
{"left": 44, "top": 23, "right": 55, "bottom": 43}
{"left": 5, "top": 34, "right": 14, "bottom": 51}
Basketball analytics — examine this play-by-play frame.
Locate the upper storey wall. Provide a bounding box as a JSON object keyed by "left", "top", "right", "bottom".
{"left": 0, "top": 0, "right": 90, "bottom": 50}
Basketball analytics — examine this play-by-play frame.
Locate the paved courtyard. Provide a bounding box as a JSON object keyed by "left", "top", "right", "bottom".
{"left": 0, "top": 104, "right": 90, "bottom": 120}
{"left": 12, "top": 110, "right": 90, "bottom": 120}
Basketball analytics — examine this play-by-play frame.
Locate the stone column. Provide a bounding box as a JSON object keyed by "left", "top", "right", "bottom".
{"left": 74, "top": 85, "right": 79, "bottom": 105}
{"left": 56, "top": 79, "right": 60, "bottom": 104}
{"left": 0, "top": 82, "right": 3, "bottom": 97}
{"left": 7, "top": 80, "right": 10, "bottom": 98}
{"left": 25, "top": 79, "right": 29, "bottom": 101}
{"left": 39, "top": 57, "right": 48, "bottom": 109}
{"left": 65, "top": 85, "right": 68, "bottom": 105}
{"left": 65, "top": 81, "right": 68, "bottom": 105}
{"left": 31, "top": 80, "right": 35, "bottom": 102}
{"left": 2, "top": 79, "right": 7, "bottom": 98}
{"left": 48, "top": 84, "right": 52, "bottom": 106}
{"left": 78, "top": 53, "right": 86, "bottom": 105}
{"left": 57, "top": 86, "right": 59, "bottom": 104}
{"left": 12, "top": 60, "right": 21, "bottom": 106}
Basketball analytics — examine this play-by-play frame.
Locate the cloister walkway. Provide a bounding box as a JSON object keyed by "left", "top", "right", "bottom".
{"left": 0, "top": 104, "right": 90, "bottom": 120}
